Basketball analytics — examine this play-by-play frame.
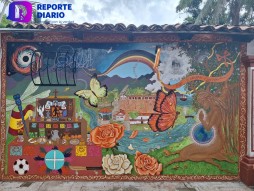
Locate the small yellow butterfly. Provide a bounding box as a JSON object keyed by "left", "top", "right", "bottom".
{"left": 75, "top": 75, "right": 107, "bottom": 107}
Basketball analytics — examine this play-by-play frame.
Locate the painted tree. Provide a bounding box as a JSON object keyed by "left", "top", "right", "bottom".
{"left": 178, "top": 42, "right": 241, "bottom": 155}
{"left": 107, "top": 92, "right": 116, "bottom": 106}
{"left": 126, "top": 87, "right": 150, "bottom": 96}
{"left": 177, "top": 0, "right": 254, "bottom": 25}
{"left": 129, "top": 111, "right": 139, "bottom": 119}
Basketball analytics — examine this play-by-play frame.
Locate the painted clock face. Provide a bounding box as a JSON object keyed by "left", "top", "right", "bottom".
{"left": 45, "top": 150, "right": 65, "bottom": 170}
{"left": 192, "top": 123, "right": 215, "bottom": 144}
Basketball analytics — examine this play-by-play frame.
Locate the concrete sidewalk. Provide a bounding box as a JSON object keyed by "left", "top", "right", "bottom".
{"left": 0, "top": 181, "right": 253, "bottom": 191}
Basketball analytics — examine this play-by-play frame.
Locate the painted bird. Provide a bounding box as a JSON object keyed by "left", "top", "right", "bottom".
{"left": 64, "top": 87, "right": 70, "bottom": 92}
{"left": 128, "top": 144, "right": 135, "bottom": 150}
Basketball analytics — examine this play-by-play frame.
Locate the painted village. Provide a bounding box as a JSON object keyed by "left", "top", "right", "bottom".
{"left": 3, "top": 41, "right": 241, "bottom": 179}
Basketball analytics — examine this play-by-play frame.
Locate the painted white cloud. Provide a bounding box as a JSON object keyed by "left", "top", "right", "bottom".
{"left": 78, "top": 0, "right": 185, "bottom": 25}
{"left": 145, "top": 45, "right": 192, "bottom": 92}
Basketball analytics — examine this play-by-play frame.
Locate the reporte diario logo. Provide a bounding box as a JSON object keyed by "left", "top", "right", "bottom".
{"left": 7, "top": 1, "right": 32, "bottom": 23}
{"left": 7, "top": 1, "right": 73, "bottom": 23}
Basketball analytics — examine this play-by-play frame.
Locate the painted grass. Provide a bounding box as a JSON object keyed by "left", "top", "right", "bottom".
{"left": 130, "top": 124, "right": 151, "bottom": 131}
{"left": 75, "top": 98, "right": 91, "bottom": 132}
{"left": 175, "top": 106, "right": 196, "bottom": 126}
{"left": 149, "top": 137, "right": 238, "bottom": 175}
{"left": 102, "top": 137, "right": 238, "bottom": 176}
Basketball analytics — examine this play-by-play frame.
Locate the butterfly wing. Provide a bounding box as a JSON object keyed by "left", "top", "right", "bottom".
{"left": 90, "top": 76, "right": 107, "bottom": 98}
{"left": 75, "top": 90, "right": 93, "bottom": 99}
{"left": 148, "top": 114, "right": 160, "bottom": 132}
{"left": 75, "top": 90, "right": 98, "bottom": 107}
{"left": 88, "top": 94, "right": 99, "bottom": 107}
{"left": 160, "top": 92, "right": 177, "bottom": 114}
{"left": 149, "top": 91, "right": 177, "bottom": 132}
{"left": 148, "top": 113, "right": 177, "bottom": 132}
{"left": 94, "top": 85, "right": 107, "bottom": 98}
{"left": 154, "top": 90, "right": 166, "bottom": 112}
{"left": 156, "top": 113, "right": 177, "bottom": 131}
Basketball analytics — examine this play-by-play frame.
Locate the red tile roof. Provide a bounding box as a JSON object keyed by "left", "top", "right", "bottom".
{"left": 5, "top": 23, "right": 254, "bottom": 34}
{"left": 98, "top": 108, "right": 112, "bottom": 113}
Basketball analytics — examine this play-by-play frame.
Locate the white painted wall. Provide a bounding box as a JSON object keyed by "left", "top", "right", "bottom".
{"left": 246, "top": 40, "right": 254, "bottom": 157}
{"left": 115, "top": 115, "right": 125, "bottom": 121}
{"left": 247, "top": 67, "right": 254, "bottom": 157}
{"left": 0, "top": 33, "right": 2, "bottom": 110}
{"left": 247, "top": 40, "right": 254, "bottom": 56}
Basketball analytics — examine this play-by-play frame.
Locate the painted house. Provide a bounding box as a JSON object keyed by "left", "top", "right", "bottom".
{"left": 129, "top": 113, "right": 150, "bottom": 124}
{"left": 98, "top": 108, "right": 112, "bottom": 121}
{"left": 119, "top": 95, "right": 156, "bottom": 114}
{"left": 114, "top": 109, "right": 126, "bottom": 122}
{"left": 0, "top": 23, "right": 254, "bottom": 186}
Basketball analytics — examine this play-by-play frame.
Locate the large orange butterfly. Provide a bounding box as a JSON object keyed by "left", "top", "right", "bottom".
{"left": 148, "top": 90, "right": 178, "bottom": 132}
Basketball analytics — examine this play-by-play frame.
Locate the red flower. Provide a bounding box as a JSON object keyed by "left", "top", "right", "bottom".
{"left": 90, "top": 123, "right": 125, "bottom": 148}
{"left": 134, "top": 151, "right": 162, "bottom": 175}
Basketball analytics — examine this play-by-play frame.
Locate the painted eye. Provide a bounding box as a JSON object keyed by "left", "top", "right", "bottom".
{"left": 17, "top": 50, "right": 33, "bottom": 68}
{"left": 12, "top": 45, "right": 41, "bottom": 74}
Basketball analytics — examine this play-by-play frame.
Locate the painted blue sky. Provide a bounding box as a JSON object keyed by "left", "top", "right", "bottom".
{"left": 106, "top": 62, "right": 152, "bottom": 78}
{"left": 96, "top": 43, "right": 158, "bottom": 77}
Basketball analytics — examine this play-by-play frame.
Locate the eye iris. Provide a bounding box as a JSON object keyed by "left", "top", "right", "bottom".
{"left": 23, "top": 55, "right": 29, "bottom": 62}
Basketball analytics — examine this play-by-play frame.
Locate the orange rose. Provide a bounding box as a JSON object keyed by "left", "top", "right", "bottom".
{"left": 90, "top": 123, "right": 125, "bottom": 148}
{"left": 134, "top": 151, "right": 162, "bottom": 175}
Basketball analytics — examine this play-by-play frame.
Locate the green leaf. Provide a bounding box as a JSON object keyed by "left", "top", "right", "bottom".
{"left": 63, "top": 148, "right": 72, "bottom": 154}
{"left": 40, "top": 147, "right": 47, "bottom": 154}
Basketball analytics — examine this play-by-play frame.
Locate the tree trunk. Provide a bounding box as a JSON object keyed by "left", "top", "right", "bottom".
{"left": 0, "top": 0, "right": 9, "bottom": 24}
{"left": 212, "top": 0, "right": 227, "bottom": 24}
{"left": 195, "top": 0, "right": 215, "bottom": 24}
{"left": 230, "top": 0, "right": 243, "bottom": 25}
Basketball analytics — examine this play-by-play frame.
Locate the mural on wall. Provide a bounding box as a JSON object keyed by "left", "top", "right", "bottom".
{"left": 3, "top": 41, "right": 241, "bottom": 179}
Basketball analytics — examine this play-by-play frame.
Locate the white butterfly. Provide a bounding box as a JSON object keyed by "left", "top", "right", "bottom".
{"left": 75, "top": 75, "right": 107, "bottom": 107}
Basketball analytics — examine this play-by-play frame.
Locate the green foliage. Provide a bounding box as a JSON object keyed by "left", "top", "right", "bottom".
{"left": 32, "top": 10, "right": 41, "bottom": 24}
{"left": 107, "top": 89, "right": 119, "bottom": 104}
{"left": 130, "top": 124, "right": 151, "bottom": 131}
{"left": 176, "top": 0, "right": 202, "bottom": 23}
{"left": 179, "top": 42, "right": 240, "bottom": 96}
{"left": 177, "top": 0, "right": 254, "bottom": 25}
{"left": 74, "top": 97, "right": 92, "bottom": 131}
{"left": 46, "top": 167, "right": 52, "bottom": 174}
{"left": 129, "top": 111, "right": 139, "bottom": 119}
{"left": 63, "top": 148, "right": 72, "bottom": 155}
{"left": 126, "top": 87, "right": 151, "bottom": 96}
{"left": 175, "top": 105, "right": 196, "bottom": 125}
{"left": 40, "top": 147, "right": 47, "bottom": 154}
{"left": 239, "top": 0, "right": 254, "bottom": 25}
{"left": 0, "top": 14, "right": 12, "bottom": 28}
